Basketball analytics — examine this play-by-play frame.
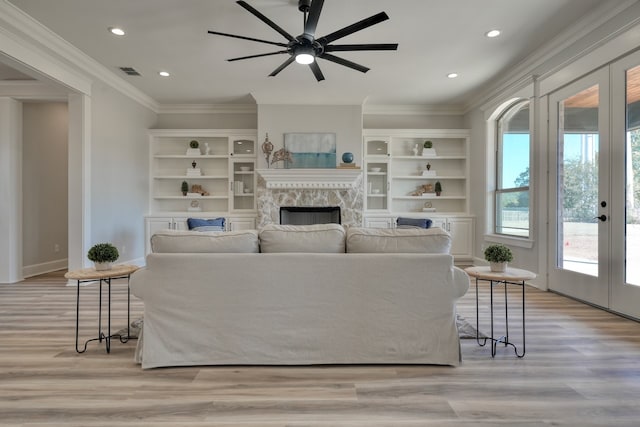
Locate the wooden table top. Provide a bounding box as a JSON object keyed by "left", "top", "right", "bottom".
{"left": 64, "top": 264, "right": 139, "bottom": 281}
{"left": 464, "top": 266, "right": 537, "bottom": 282}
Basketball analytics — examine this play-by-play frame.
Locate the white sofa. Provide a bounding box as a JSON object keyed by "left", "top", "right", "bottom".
{"left": 130, "top": 224, "right": 469, "bottom": 369}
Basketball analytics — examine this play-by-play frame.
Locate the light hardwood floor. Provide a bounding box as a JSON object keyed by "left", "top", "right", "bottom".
{"left": 1, "top": 270, "right": 640, "bottom": 426}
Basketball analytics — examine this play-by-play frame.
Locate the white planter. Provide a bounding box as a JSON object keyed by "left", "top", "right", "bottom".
{"left": 489, "top": 262, "right": 507, "bottom": 273}
{"left": 94, "top": 262, "right": 113, "bottom": 271}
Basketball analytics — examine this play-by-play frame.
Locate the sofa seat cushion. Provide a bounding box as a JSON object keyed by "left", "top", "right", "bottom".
{"left": 151, "top": 229, "right": 259, "bottom": 253}
{"left": 346, "top": 227, "right": 451, "bottom": 253}
{"left": 259, "top": 223, "right": 346, "bottom": 253}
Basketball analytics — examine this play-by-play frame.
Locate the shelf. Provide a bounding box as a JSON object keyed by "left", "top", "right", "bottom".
{"left": 366, "top": 172, "right": 387, "bottom": 176}
{"left": 154, "top": 196, "right": 229, "bottom": 200}
{"left": 393, "top": 155, "right": 466, "bottom": 160}
{"left": 392, "top": 196, "right": 465, "bottom": 200}
{"left": 154, "top": 155, "right": 229, "bottom": 159}
{"left": 367, "top": 194, "right": 386, "bottom": 197}
{"left": 234, "top": 193, "right": 254, "bottom": 197}
{"left": 233, "top": 171, "right": 254, "bottom": 175}
{"left": 392, "top": 175, "right": 466, "bottom": 180}
{"left": 153, "top": 175, "right": 229, "bottom": 179}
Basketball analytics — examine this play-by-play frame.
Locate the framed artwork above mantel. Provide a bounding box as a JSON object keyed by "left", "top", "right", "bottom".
{"left": 283, "top": 133, "right": 337, "bottom": 169}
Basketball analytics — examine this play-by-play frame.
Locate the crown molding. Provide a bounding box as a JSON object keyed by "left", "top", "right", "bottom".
{"left": 0, "top": 1, "right": 158, "bottom": 112}
{"left": 363, "top": 104, "right": 465, "bottom": 116}
{"left": 463, "top": 0, "right": 639, "bottom": 113}
{"left": 157, "top": 104, "right": 257, "bottom": 115}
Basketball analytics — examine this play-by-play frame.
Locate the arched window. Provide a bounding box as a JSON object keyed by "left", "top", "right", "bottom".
{"left": 495, "top": 100, "right": 531, "bottom": 237}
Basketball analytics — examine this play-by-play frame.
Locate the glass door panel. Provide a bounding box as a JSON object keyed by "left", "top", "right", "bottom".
{"left": 625, "top": 65, "right": 640, "bottom": 287}
{"left": 548, "top": 67, "right": 609, "bottom": 307}
{"left": 611, "top": 51, "right": 640, "bottom": 319}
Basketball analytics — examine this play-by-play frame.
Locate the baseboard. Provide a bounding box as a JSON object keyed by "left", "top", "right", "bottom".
{"left": 23, "top": 258, "right": 68, "bottom": 279}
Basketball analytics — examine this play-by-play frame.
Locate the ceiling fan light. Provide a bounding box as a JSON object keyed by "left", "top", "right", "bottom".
{"left": 295, "top": 53, "right": 315, "bottom": 64}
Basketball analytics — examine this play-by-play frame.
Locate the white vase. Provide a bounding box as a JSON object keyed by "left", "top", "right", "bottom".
{"left": 94, "top": 262, "right": 113, "bottom": 271}
{"left": 489, "top": 262, "right": 507, "bottom": 273}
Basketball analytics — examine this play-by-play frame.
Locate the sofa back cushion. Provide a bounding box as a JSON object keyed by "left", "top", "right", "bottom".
{"left": 346, "top": 227, "right": 451, "bottom": 253}
{"left": 259, "top": 223, "right": 346, "bottom": 253}
{"left": 151, "top": 229, "right": 259, "bottom": 253}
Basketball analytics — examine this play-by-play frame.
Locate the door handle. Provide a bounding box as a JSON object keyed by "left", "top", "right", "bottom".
{"left": 594, "top": 214, "right": 607, "bottom": 222}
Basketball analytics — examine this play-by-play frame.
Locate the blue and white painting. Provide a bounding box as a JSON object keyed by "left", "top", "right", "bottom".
{"left": 284, "top": 133, "right": 336, "bottom": 169}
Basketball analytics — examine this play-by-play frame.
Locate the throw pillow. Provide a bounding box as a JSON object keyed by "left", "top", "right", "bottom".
{"left": 187, "top": 217, "right": 225, "bottom": 232}
{"left": 346, "top": 227, "right": 451, "bottom": 253}
{"left": 259, "top": 223, "right": 346, "bottom": 253}
{"left": 396, "top": 217, "right": 433, "bottom": 229}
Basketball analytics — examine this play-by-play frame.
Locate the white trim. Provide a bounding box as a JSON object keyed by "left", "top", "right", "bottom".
{"left": 540, "top": 7, "right": 640, "bottom": 96}
{"left": 465, "top": 0, "right": 638, "bottom": 112}
{"left": 363, "top": 104, "right": 465, "bottom": 116}
{"left": 67, "top": 93, "right": 91, "bottom": 270}
{"left": 0, "top": 1, "right": 157, "bottom": 111}
{"left": 22, "top": 258, "right": 68, "bottom": 278}
{"left": 157, "top": 104, "right": 257, "bottom": 115}
{"left": 0, "top": 81, "right": 66, "bottom": 99}
{"left": 484, "top": 234, "right": 534, "bottom": 249}
{"left": 257, "top": 169, "right": 362, "bottom": 189}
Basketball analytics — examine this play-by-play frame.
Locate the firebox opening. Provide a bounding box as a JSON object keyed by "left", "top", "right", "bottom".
{"left": 279, "top": 206, "right": 341, "bottom": 225}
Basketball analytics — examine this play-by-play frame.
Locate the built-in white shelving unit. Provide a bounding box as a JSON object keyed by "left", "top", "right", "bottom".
{"left": 362, "top": 129, "right": 474, "bottom": 260}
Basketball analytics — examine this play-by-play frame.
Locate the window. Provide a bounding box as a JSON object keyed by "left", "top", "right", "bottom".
{"left": 495, "top": 100, "right": 531, "bottom": 237}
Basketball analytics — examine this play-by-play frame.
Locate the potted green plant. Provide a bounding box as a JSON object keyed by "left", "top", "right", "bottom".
{"left": 435, "top": 181, "right": 442, "bottom": 196}
{"left": 484, "top": 244, "right": 513, "bottom": 272}
{"left": 422, "top": 140, "right": 435, "bottom": 156}
{"left": 181, "top": 181, "right": 189, "bottom": 196}
{"left": 87, "top": 243, "right": 119, "bottom": 271}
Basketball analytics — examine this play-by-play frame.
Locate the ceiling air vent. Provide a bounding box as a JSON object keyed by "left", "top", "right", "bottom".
{"left": 119, "top": 67, "right": 141, "bottom": 76}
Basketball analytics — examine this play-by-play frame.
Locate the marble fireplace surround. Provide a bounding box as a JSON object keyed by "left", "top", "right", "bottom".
{"left": 256, "top": 169, "right": 363, "bottom": 228}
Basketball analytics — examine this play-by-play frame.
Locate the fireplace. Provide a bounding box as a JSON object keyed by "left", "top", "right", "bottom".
{"left": 280, "top": 206, "right": 341, "bottom": 225}
{"left": 256, "top": 169, "right": 363, "bottom": 228}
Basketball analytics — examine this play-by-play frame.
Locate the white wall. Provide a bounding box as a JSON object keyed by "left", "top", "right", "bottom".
{"left": 22, "top": 102, "right": 68, "bottom": 276}
{"left": 155, "top": 113, "right": 256, "bottom": 129}
{"left": 88, "top": 81, "right": 156, "bottom": 265}
{"left": 257, "top": 104, "right": 363, "bottom": 169}
{"left": 363, "top": 114, "right": 464, "bottom": 129}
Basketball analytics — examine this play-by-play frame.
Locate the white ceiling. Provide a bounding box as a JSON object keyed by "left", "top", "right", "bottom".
{"left": 4, "top": 0, "right": 622, "bottom": 107}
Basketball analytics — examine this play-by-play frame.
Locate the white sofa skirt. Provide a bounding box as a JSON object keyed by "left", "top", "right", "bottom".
{"left": 131, "top": 252, "right": 469, "bottom": 369}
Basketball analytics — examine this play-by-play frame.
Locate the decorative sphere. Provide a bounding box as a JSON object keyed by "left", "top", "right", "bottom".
{"left": 341, "top": 152, "right": 354, "bottom": 163}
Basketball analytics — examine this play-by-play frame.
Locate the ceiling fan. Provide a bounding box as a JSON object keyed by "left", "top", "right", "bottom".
{"left": 207, "top": 0, "right": 398, "bottom": 81}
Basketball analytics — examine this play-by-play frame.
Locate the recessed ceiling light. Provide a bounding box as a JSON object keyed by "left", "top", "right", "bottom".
{"left": 485, "top": 29, "right": 501, "bottom": 38}
{"left": 447, "top": 73, "right": 458, "bottom": 79}
{"left": 159, "top": 71, "right": 170, "bottom": 77}
{"left": 109, "top": 27, "right": 125, "bottom": 36}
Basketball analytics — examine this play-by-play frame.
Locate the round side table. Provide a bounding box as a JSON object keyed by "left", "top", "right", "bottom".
{"left": 464, "top": 266, "right": 536, "bottom": 358}
{"left": 65, "top": 264, "right": 139, "bottom": 353}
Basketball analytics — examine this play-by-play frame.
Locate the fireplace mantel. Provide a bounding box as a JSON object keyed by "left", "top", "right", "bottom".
{"left": 257, "top": 169, "right": 362, "bottom": 189}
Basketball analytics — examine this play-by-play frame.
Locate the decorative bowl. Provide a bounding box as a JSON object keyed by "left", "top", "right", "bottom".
{"left": 239, "top": 166, "right": 251, "bottom": 172}
{"left": 370, "top": 167, "right": 382, "bottom": 172}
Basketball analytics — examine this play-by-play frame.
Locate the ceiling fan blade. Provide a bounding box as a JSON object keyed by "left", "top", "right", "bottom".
{"left": 309, "top": 61, "right": 325, "bottom": 82}
{"left": 228, "top": 51, "right": 288, "bottom": 62}
{"left": 319, "top": 12, "right": 389, "bottom": 45}
{"left": 236, "top": 0, "right": 295, "bottom": 42}
{"left": 320, "top": 53, "right": 369, "bottom": 73}
{"left": 207, "top": 30, "right": 288, "bottom": 47}
{"left": 325, "top": 43, "right": 398, "bottom": 52}
{"left": 303, "top": 0, "right": 324, "bottom": 39}
{"left": 269, "top": 56, "right": 296, "bottom": 77}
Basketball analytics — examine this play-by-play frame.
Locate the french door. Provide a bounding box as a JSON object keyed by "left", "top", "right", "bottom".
{"left": 549, "top": 52, "right": 640, "bottom": 319}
